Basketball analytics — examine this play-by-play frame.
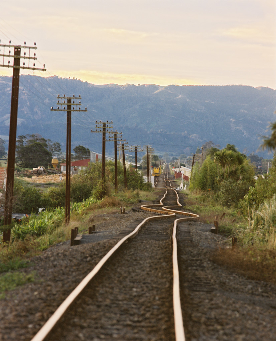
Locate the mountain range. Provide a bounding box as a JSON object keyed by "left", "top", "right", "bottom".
{"left": 0, "top": 75, "right": 276, "bottom": 158}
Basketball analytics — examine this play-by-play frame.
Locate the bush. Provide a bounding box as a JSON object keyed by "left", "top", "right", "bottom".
{"left": 190, "top": 157, "right": 218, "bottom": 191}
{"left": 12, "top": 179, "right": 43, "bottom": 214}
{"left": 217, "top": 179, "right": 252, "bottom": 207}
{"left": 71, "top": 178, "right": 93, "bottom": 202}
{"left": 41, "top": 185, "right": 66, "bottom": 209}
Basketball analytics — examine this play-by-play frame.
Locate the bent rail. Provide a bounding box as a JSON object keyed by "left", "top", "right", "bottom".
{"left": 31, "top": 183, "right": 199, "bottom": 341}
{"left": 30, "top": 213, "right": 175, "bottom": 341}
{"left": 141, "top": 182, "right": 199, "bottom": 341}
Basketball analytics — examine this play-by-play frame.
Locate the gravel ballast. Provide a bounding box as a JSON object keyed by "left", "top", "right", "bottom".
{"left": 0, "top": 190, "right": 276, "bottom": 340}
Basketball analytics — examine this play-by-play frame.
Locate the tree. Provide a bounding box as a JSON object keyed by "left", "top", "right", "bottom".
{"left": 0, "top": 138, "right": 5, "bottom": 158}
{"left": 191, "top": 144, "right": 255, "bottom": 207}
{"left": 141, "top": 154, "right": 160, "bottom": 169}
{"left": 16, "top": 135, "right": 58, "bottom": 168}
{"left": 47, "top": 140, "right": 62, "bottom": 157}
{"left": 18, "top": 142, "right": 52, "bottom": 168}
{"left": 261, "top": 122, "right": 276, "bottom": 151}
{"left": 73, "top": 145, "right": 90, "bottom": 160}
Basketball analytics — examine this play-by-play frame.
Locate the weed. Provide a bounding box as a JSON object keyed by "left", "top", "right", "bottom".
{"left": 0, "top": 258, "right": 30, "bottom": 273}
{"left": 0, "top": 271, "right": 35, "bottom": 299}
{"left": 211, "top": 247, "right": 276, "bottom": 285}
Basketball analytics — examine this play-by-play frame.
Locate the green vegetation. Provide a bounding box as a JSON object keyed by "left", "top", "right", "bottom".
{"left": 0, "top": 258, "right": 30, "bottom": 273}
{"left": 190, "top": 144, "right": 255, "bottom": 207}
{"left": 0, "top": 159, "right": 153, "bottom": 276}
{"left": 16, "top": 134, "right": 61, "bottom": 168}
{"left": 189, "top": 144, "right": 276, "bottom": 248}
{"left": 73, "top": 145, "right": 90, "bottom": 160}
{"left": 0, "top": 138, "right": 5, "bottom": 158}
{"left": 187, "top": 141, "right": 276, "bottom": 284}
{"left": 0, "top": 271, "right": 35, "bottom": 299}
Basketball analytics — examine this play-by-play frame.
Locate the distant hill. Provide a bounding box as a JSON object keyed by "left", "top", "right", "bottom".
{"left": 0, "top": 75, "right": 276, "bottom": 158}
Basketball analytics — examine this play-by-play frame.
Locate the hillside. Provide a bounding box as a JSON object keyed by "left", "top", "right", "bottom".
{"left": 0, "top": 75, "right": 276, "bottom": 157}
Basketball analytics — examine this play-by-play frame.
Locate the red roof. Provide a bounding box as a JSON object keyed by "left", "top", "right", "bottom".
{"left": 60, "top": 159, "right": 90, "bottom": 167}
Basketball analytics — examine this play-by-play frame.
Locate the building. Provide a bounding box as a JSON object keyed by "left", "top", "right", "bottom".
{"left": 172, "top": 166, "right": 191, "bottom": 181}
{"left": 60, "top": 159, "right": 90, "bottom": 174}
{"left": 90, "top": 151, "right": 102, "bottom": 163}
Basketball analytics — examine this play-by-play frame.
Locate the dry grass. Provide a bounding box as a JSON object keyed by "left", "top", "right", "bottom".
{"left": 184, "top": 190, "right": 276, "bottom": 285}
{"left": 0, "top": 237, "right": 40, "bottom": 263}
{"left": 211, "top": 247, "right": 276, "bottom": 285}
{"left": 184, "top": 191, "right": 242, "bottom": 236}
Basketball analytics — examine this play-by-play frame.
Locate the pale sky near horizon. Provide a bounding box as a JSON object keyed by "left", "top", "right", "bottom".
{"left": 0, "top": 0, "right": 275, "bottom": 88}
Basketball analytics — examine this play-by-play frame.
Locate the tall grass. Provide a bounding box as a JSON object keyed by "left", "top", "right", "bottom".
{"left": 240, "top": 194, "right": 276, "bottom": 249}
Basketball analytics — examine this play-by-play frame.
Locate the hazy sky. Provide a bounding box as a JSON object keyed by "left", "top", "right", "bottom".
{"left": 0, "top": 0, "right": 275, "bottom": 88}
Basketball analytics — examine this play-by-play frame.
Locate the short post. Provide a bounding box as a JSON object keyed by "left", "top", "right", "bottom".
{"left": 214, "top": 218, "right": 218, "bottom": 234}
{"left": 70, "top": 228, "right": 76, "bottom": 246}
{"left": 232, "top": 237, "right": 237, "bottom": 249}
{"left": 89, "top": 225, "right": 95, "bottom": 234}
{"left": 210, "top": 217, "right": 218, "bottom": 234}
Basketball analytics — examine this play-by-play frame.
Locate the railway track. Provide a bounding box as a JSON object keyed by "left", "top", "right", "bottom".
{"left": 31, "top": 175, "right": 198, "bottom": 341}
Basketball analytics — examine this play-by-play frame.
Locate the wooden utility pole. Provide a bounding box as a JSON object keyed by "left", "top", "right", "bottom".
{"left": 118, "top": 142, "right": 129, "bottom": 189}
{"left": 51, "top": 95, "right": 87, "bottom": 224}
{"left": 147, "top": 146, "right": 149, "bottom": 182}
{"left": 107, "top": 131, "right": 123, "bottom": 193}
{"left": 145, "top": 145, "right": 154, "bottom": 183}
{"left": 122, "top": 143, "right": 127, "bottom": 189}
{"left": 91, "top": 121, "right": 113, "bottom": 187}
{"left": 129, "top": 145, "right": 143, "bottom": 171}
{"left": 0, "top": 42, "right": 46, "bottom": 242}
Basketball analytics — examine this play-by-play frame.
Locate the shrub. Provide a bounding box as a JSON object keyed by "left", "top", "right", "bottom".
{"left": 71, "top": 178, "right": 93, "bottom": 202}
{"left": 218, "top": 179, "right": 253, "bottom": 207}
{"left": 41, "top": 185, "right": 66, "bottom": 209}
{"left": 12, "top": 208, "right": 65, "bottom": 240}
{"left": 12, "top": 179, "right": 43, "bottom": 214}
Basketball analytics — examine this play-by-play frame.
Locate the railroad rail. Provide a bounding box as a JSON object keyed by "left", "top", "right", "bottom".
{"left": 31, "top": 177, "right": 198, "bottom": 341}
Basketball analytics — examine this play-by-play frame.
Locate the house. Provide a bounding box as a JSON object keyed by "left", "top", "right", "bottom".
{"left": 60, "top": 159, "right": 90, "bottom": 174}
{"left": 172, "top": 166, "right": 191, "bottom": 181}
{"left": 90, "top": 151, "right": 102, "bottom": 163}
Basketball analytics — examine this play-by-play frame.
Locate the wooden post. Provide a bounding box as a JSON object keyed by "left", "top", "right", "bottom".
{"left": 70, "top": 228, "right": 76, "bottom": 246}
{"left": 89, "top": 225, "right": 95, "bottom": 234}
{"left": 114, "top": 132, "right": 118, "bottom": 193}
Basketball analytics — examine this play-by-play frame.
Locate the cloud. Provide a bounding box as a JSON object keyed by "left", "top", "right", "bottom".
{"left": 102, "top": 28, "right": 157, "bottom": 43}
{"left": 220, "top": 26, "right": 275, "bottom": 46}
{"left": 49, "top": 69, "right": 200, "bottom": 86}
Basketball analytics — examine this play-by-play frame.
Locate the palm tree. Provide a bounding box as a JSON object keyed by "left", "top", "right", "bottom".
{"left": 261, "top": 122, "right": 276, "bottom": 151}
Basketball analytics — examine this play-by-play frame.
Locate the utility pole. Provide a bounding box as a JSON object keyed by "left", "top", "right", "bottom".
{"left": 0, "top": 41, "right": 46, "bottom": 242}
{"left": 122, "top": 143, "right": 127, "bottom": 189}
{"left": 118, "top": 142, "right": 129, "bottom": 189}
{"left": 51, "top": 95, "right": 87, "bottom": 224}
{"left": 145, "top": 145, "right": 154, "bottom": 183}
{"left": 91, "top": 121, "right": 113, "bottom": 188}
{"left": 128, "top": 145, "right": 143, "bottom": 171}
{"left": 107, "top": 131, "right": 124, "bottom": 193}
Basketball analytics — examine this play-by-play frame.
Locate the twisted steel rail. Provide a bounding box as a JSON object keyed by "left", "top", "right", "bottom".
{"left": 31, "top": 183, "right": 198, "bottom": 341}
